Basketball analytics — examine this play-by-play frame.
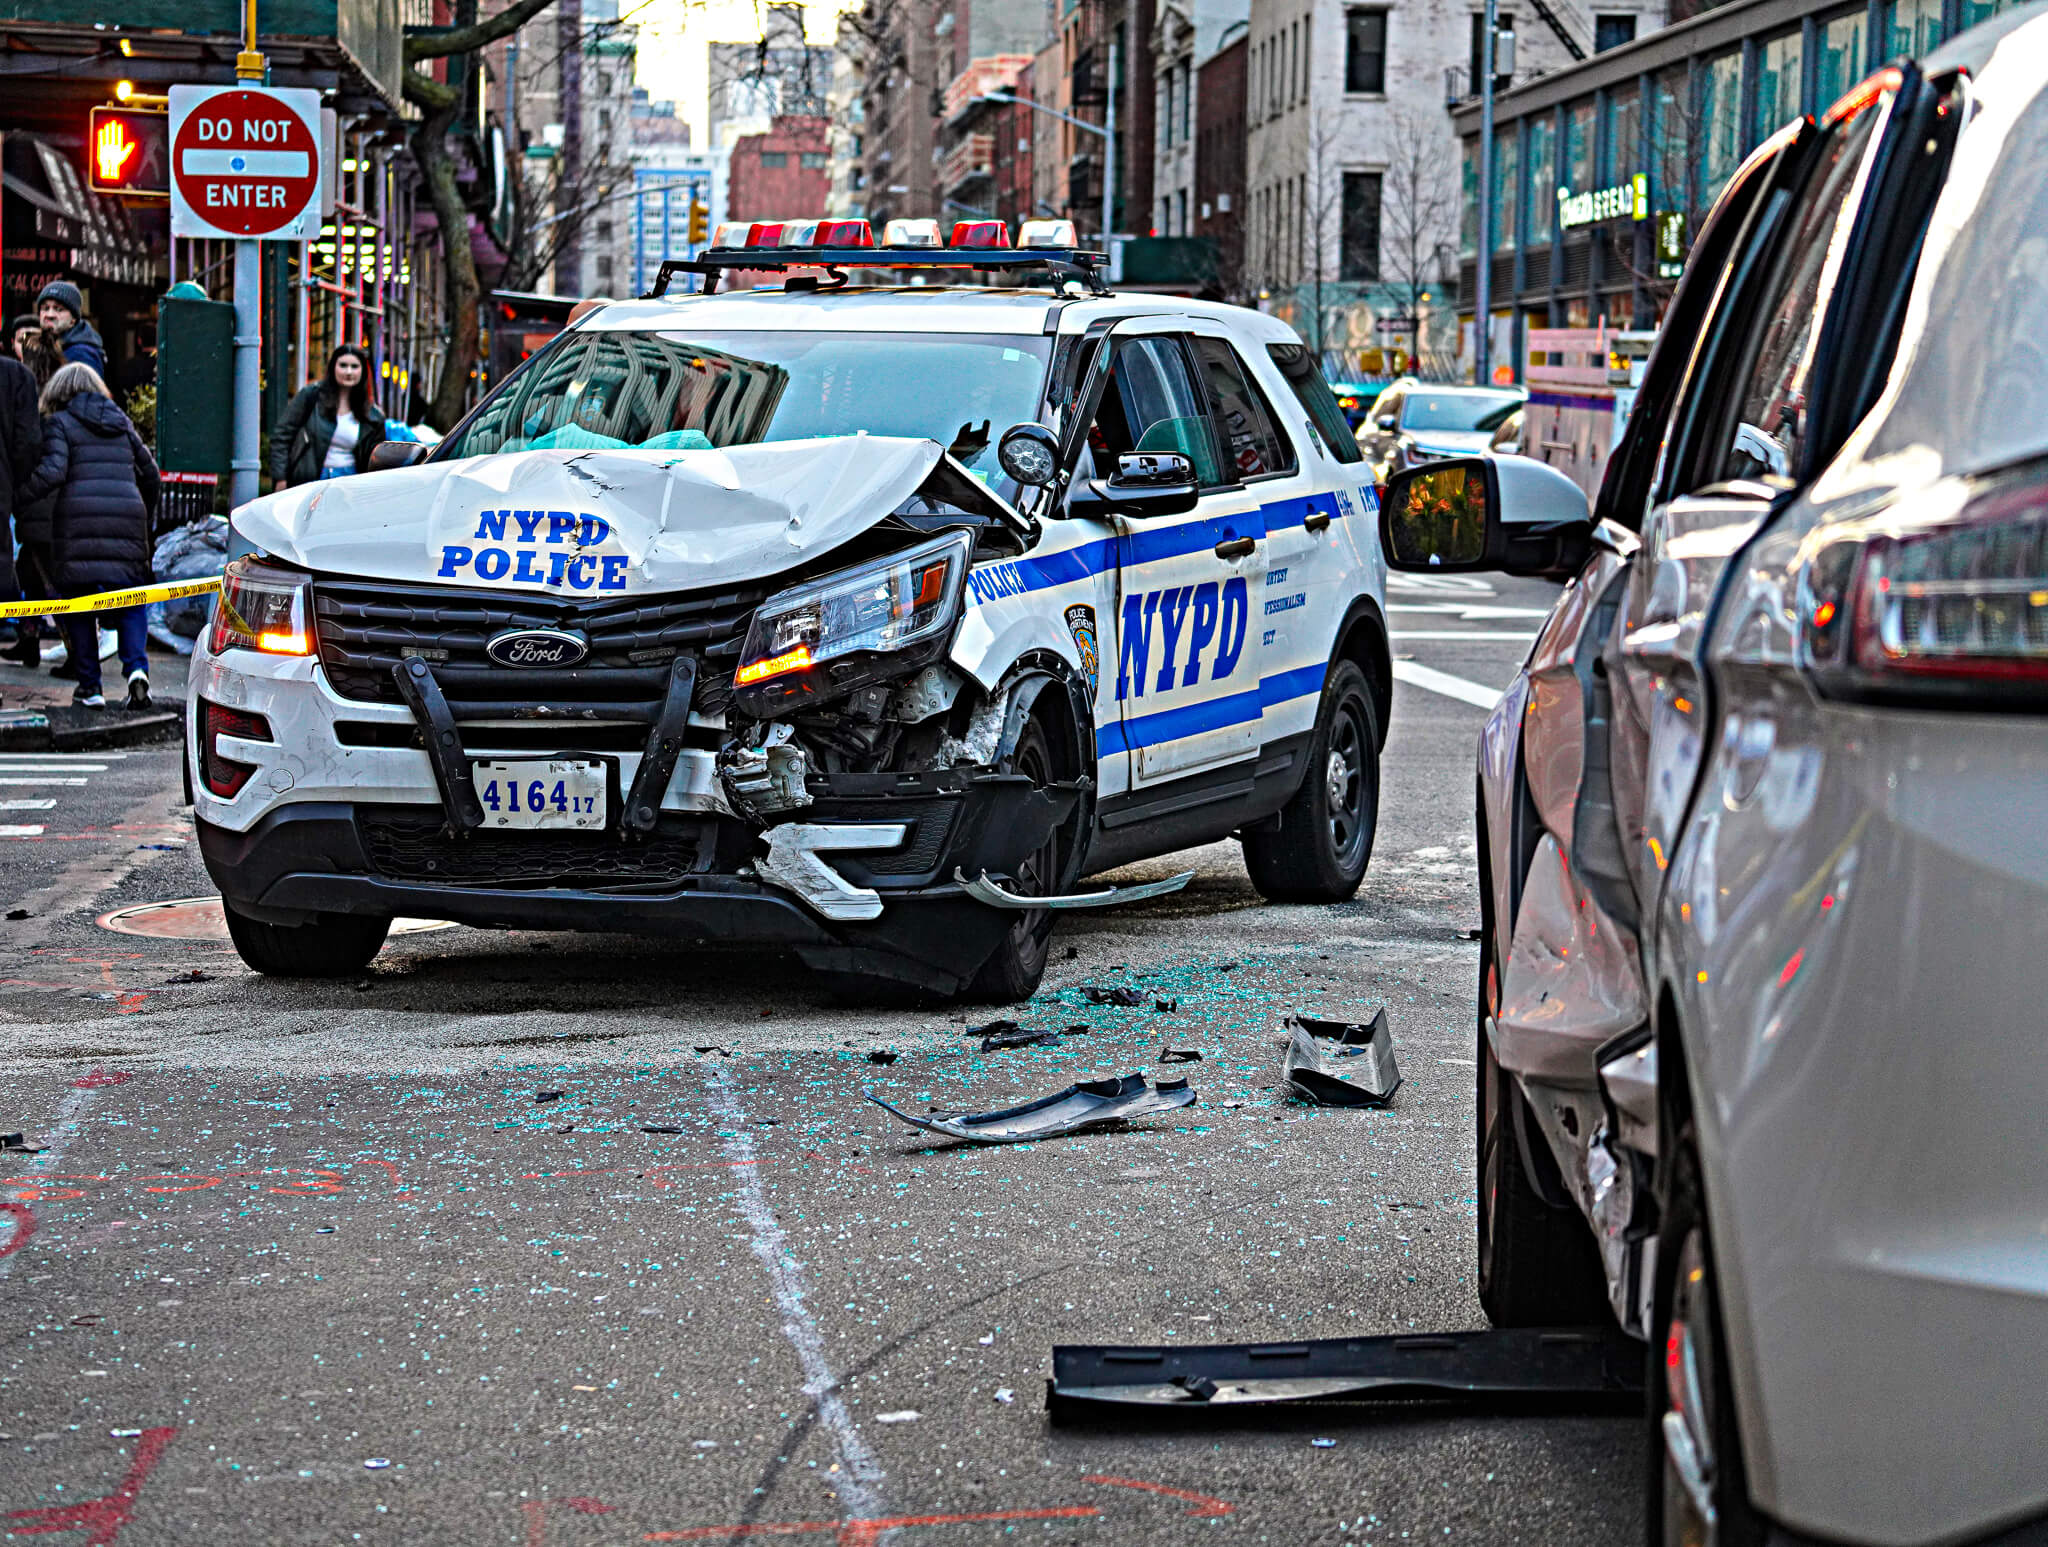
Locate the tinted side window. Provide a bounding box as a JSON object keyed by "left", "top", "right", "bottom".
{"left": 1701, "top": 106, "right": 1882, "bottom": 486}
{"left": 1088, "top": 335, "right": 1223, "bottom": 486}
{"left": 1268, "top": 342, "right": 1365, "bottom": 463}
{"left": 1194, "top": 337, "right": 1295, "bottom": 481}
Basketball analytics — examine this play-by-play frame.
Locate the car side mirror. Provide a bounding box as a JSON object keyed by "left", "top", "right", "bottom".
{"left": 1067, "top": 451, "right": 1199, "bottom": 521}
{"left": 367, "top": 439, "right": 428, "bottom": 472}
{"left": 1374, "top": 413, "right": 1398, "bottom": 431}
{"left": 1378, "top": 454, "right": 1592, "bottom": 577}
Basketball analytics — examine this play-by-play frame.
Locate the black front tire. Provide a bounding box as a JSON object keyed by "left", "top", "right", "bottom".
{"left": 1243, "top": 659, "right": 1379, "bottom": 903}
{"left": 224, "top": 901, "right": 391, "bottom": 978}
{"left": 963, "top": 714, "right": 1063, "bottom": 1003}
{"left": 1475, "top": 873, "right": 1611, "bottom": 1327}
{"left": 1647, "top": 1127, "right": 1767, "bottom": 1547}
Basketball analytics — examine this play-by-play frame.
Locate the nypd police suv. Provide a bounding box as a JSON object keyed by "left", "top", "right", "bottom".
{"left": 190, "top": 218, "right": 1393, "bottom": 1000}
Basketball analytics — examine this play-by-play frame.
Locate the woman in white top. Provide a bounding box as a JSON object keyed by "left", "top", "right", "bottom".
{"left": 269, "top": 344, "right": 389, "bottom": 488}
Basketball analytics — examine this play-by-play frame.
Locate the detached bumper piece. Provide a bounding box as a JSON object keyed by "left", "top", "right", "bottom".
{"left": 1046, "top": 1326, "right": 1643, "bottom": 1421}
{"left": 866, "top": 1073, "right": 1195, "bottom": 1144}
{"left": 1283, "top": 1009, "right": 1402, "bottom": 1107}
{"left": 957, "top": 867, "right": 1194, "bottom": 910}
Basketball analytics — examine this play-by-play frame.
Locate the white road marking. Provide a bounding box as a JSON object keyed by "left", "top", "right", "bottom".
{"left": 0, "top": 761, "right": 110, "bottom": 770}
{"left": 0, "top": 778, "right": 87, "bottom": 786}
{"left": 1392, "top": 661, "right": 1505, "bottom": 710}
{"left": 0, "top": 825, "right": 45, "bottom": 837}
{"left": 1387, "top": 603, "right": 1552, "bottom": 619}
{"left": 705, "top": 1062, "right": 887, "bottom": 1520}
{"left": 1389, "top": 630, "right": 1538, "bottom": 642}
{"left": 0, "top": 1082, "right": 107, "bottom": 1284}
{"left": 0, "top": 799, "right": 55, "bottom": 811}
{"left": 1387, "top": 573, "right": 1497, "bottom": 594}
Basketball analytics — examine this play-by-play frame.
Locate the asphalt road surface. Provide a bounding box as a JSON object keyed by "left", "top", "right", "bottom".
{"left": 0, "top": 573, "right": 1645, "bottom": 1546}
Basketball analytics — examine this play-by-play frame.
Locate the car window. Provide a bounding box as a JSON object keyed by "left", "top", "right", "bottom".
{"left": 1193, "top": 337, "right": 1295, "bottom": 482}
{"left": 1267, "top": 343, "right": 1364, "bottom": 463}
{"left": 1699, "top": 105, "right": 1884, "bottom": 487}
{"left": 1403, "top": 391, "right": 1523, "bottom": 432}
{"left": 441, "top": 329, "right": 1053, "bottom": 478}
{"left": 1086, "top": 335, "right": 1223, "bottom": 486}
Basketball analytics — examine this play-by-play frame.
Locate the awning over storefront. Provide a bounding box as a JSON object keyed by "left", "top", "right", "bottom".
{"left": 3, "top": 132, "right": 150, "bottom": 287}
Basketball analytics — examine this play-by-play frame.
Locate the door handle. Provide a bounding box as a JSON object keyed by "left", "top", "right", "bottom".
{"left": 1214, "top": 536, "right": 1256, "bottom": 559}
{"left": 1303, "top": 511, "right": 1331, "bottom": 532}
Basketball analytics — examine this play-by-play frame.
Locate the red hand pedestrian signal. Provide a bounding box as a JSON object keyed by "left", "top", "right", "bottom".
{"left": 95, "top": 119, "right": 138, "bottom": 185}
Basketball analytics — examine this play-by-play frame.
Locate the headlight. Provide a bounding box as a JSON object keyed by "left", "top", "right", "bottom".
{"left": 208, "top": 556, "right": 314, "bottom": 657}
{"left": 735, "top": 531, "right": 973, "bottom": 708}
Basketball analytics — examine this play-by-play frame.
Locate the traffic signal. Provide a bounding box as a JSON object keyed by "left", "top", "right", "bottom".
{"left": 688, "top": 198, "right": 708, "bottom": 245}
{"left": 88, "top": 105, "right": 170, "bottom": 197}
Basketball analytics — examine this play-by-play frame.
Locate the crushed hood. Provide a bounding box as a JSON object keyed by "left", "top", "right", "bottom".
{"left": 232, "top": 435, "right": 1012, "bottom": 595}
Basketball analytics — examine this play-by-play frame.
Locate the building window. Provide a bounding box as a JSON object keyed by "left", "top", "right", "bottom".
{"left": 1754, "top": 32, "right": 1804, "bottom": 142}
{"left": 1603, "top": 83, "right": 1640, "bottom": 184}
{"left": 1702, "top": 51, "right": 1743, "bottom": 201}
{"left": 800, "top": 150, "right": 827, "bottom": 168}
{"left": 1565, "top": 100, "right": 1594, "bottom": 195}
{"left": 1470, "top": 13, "right": 1514, "bottom": 93}
{"left": 1461, "top": 138, "right": 1479, "bottom": 258}
{"left": 1491, "top": 127, "right": 1519, "bottom": 253}
{"left": 1594, "top": 14, "right": 1636, "bottom": 51}
{"left": 1886, "top": 0, "right": 1944, "bottom": 59}
{"left": 1176, "top": 189, "right": 1188, "bottom": 236}
{"left": 596, "top": 254, "right": 613, "bottom": 281}
{"left": 1345, "top": 10, "right": 1387, "bottom": 94}
{"left": 1526, "top": 115, "right": 1555, "bottom": 244}
{"left": 1816, "top": 10, "right": 1867, "bottom": 109}
{"left": 759, "top": 150, "right": 788, "bottom": 168}
{"left": 1650, "top": 65, "right": 1691, "bottom": 217}
{"left": 1341, "top": 171, "right": 1382, "bottom": 280}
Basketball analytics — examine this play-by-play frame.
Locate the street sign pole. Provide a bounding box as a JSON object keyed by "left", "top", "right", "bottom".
{"left": 231, "top": 0, "right": 264, "bottom": 511}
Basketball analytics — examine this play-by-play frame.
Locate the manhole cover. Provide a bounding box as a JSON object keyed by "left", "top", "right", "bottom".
{"left": 97, "top": 897, "right": 454, "bottom": 941}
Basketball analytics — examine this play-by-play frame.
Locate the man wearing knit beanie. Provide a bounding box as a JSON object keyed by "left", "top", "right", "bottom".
{"left": 35, "top": 281, "right": 106, "bottom": 375}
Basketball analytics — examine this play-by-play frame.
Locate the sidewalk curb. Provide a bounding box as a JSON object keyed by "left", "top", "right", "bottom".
{"left": 0, "top": 703, "right": 185, "bottom": 752}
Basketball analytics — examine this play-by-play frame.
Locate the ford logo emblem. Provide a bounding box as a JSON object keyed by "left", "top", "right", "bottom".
{"left": 485, "top": 628, "right": 589, "bottom": 668}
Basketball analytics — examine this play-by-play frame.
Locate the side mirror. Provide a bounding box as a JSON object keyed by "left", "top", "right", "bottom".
{"left": 1374, "top": 413, "right": 1398, "bottom": 431}
{"left": 1067, "top": 451, "right": 1199, "bottom": 521}
{"left": 996, "top": 421, "right": 1060, "bottom": 486}
{"left": 367, "top": 439, "right": 428, "bottom": 472}
{"left": 1377, "top": 454, "right": 1592, "bottom": 577}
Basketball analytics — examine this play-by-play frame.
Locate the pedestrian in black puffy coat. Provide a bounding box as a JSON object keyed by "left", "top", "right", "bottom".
{"left": 270, "top": 344, "right": 388, "bottom": 487}
{"left": 18, "top": 362, "right": 160, "bottom": 709}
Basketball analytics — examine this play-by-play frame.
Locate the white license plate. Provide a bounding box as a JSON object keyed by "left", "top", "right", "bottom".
{"left": 472, "top": 760, "right": 607, "bottom": 830}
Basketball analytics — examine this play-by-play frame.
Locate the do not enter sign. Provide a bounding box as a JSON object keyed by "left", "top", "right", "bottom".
{"left": 168, "top": 84, "right": 324, "bottom": 241}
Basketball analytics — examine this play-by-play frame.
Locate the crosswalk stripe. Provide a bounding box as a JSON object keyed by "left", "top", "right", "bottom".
{"left": 0, "top": 777, "right": 88, "bottom": 786}
{"left": 0, "top": 762, "right": 110, "bottom": 772}
{"left": 1391, "top": 660, "right": 1504, "bottom": 711}
{"left": 0, "top": 824, "right": 45, "bottom": 837}
{"left": 1388, "top": 630, "right": 1538, "bottom": 641}
{"left": 0, "top": 799, "right": 56, "bottom": 810}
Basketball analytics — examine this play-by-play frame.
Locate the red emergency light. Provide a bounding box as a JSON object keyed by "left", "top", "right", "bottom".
{"left": 949, "top": 220, "right": 1011, "bottom": 249}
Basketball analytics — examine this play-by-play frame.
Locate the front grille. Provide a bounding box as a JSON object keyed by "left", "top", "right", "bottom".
{"left": 313, "top": 577, "right": 767, "bottom": 721}
{"left": 360, "top": 807, "right": 711, "bottom": 887}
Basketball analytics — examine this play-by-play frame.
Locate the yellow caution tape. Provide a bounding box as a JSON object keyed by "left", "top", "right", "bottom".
{"left": 0, "top": 577, "right": 223, "bottom": 621}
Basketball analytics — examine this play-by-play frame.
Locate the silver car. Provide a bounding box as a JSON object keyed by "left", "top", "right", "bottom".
{"left": 1354, "top": 381, "right": 1525, "bottom": 484}
{"left": 1379, "top": 12, "right": 2048, "bottom": 1545}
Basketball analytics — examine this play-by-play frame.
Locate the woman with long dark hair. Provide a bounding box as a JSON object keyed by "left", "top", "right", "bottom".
{"left": 269, "top": 344, "right": 388, "bottom": 488}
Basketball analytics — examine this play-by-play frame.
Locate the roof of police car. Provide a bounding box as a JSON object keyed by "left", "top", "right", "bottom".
{"left": 581, "top": 286, "right": 1301, "bottom": 340}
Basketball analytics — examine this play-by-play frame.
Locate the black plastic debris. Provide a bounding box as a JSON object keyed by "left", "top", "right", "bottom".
{"left": 1064, "top": 1024, "right": 1092, "bottom": 1036}
{"left": 2, "top": 1133, "right": 45, "bottom": 1154}
{"left": 1459, "top": 927, "right": 1483, "bottom": 941}
{"left": 867, "top": 1073, "right": 1197, "bottom": 1145}
{"left": 967, "top": 1018, "right": 1022, "bottom": 1040}
{"left": 867, "top": 1050, "right": 899, "bottom": 1065}
{"left": 1062, "top": 946, "right": 1079, "bottom": 960}
{"left": 1154, "top": 997, "right": 1179, "bottom": 1013}
{"left": 1282, "top": 1009, "right": 1402, "bottom": 1107}
{"left": 1217, "top": 961, "right": 1239, "bottom": 972}
{"left": 1047, "top": 1326, "right": 1642, "bottom": 1418}
{"left": 641, "top": 1125, "right": 683, "bottom": 1135}
{"left": 693, "top": 1046, "right": 732, "bottom": 1057}
{"left": 4, "top": 908, "right": 28, "bottom": 921}
{"left": 982, "top": 1027, "right": 1062, "bottom": 1052}
{"left": 164, "top": 969, "right": 210, "bottom": 984}
{"left": 1159, "top": 1049, "right": 1203, "bottom": 1064}
{"left": 535, "top": 1090, "right": 566, "bottom": 1103}
{"left": 1080, "top": 986, "right": 1147, "bottom": 1007}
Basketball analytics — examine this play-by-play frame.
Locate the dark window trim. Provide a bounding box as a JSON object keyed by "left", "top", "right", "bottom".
{"left": 1187, "top": 333, "right": 1300, "bottom": 488}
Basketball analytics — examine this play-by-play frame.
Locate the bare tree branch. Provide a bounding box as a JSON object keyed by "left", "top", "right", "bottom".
{"left": 407, "top": 0, "right": 557, "bottom": 64}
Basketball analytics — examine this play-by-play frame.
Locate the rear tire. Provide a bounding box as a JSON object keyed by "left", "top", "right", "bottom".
{"left": 963, "top": 714, "right": 1063, "bottom": 1004}
{"left": 1648, "top": 1127, "right": 1767, "bottom": 1547}
{"left": 1243, "top": 659, "right": 1378, "bottom": 903}
{"left": 223, "top": 901, "right": 390, "bottom": 978}
{"left": 1476, "top": 883, "right": 1611, "bottom": 1327}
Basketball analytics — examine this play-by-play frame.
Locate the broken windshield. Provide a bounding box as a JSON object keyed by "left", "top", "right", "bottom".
{"left": 439, "top": 328, "right": 1054, "bottom": 479}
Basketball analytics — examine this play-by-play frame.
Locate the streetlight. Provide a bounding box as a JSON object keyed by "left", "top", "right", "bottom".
{"left": 973, "top": 45, "right": 1117, "bottom": 245}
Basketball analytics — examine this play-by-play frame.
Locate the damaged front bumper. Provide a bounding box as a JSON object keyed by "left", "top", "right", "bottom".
{"left": 197, "top": 767, "right": 1079, "bottom": 994}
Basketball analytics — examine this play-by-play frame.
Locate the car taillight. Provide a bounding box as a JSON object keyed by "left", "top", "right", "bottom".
{"left": 200, "top": 701, "right": 273, "bottom": 798}
{"left": 1800, "top": 470, "right": 2048, "bottom": 707}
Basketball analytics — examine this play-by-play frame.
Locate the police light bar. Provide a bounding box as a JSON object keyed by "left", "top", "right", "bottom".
{"left": 949, "top": 220, "right": 1010, "bottom": 248}
{"left": 710, "top": 218, "right": 876, "bottom": 250}
{"left": 711, "top": 221, "right": 757, "bottom": 247}
{"left": 1016, "top": 218, "right": 1077, "bottom": 248}
{"left": 881, "top": 218, "right": 945, "bottom": 247}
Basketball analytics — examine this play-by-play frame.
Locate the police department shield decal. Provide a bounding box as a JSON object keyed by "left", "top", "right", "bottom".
{"left": 1064, "top": 603, "right": 1099, "bottom": 697}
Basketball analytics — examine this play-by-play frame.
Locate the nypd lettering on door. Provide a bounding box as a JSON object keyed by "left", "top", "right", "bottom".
{"left": 1116, "top": 578, "right": 1249, "bottom": 701}
{"left": 438, "top": 509, "right": 626, "bottom": 590}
